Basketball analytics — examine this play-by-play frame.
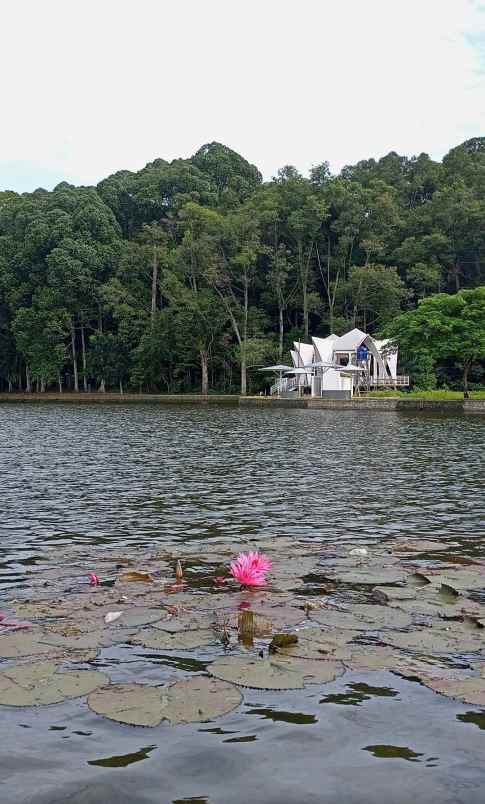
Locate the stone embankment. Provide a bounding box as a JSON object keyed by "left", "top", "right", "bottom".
{"left": 0, "top": 393, "right": 239, "bottom": 405}
{"left": 239, "top": 396, "right": 485, "bottom": 414}
{"left": 0, "top": 392, "right": 484, "bottom": 414}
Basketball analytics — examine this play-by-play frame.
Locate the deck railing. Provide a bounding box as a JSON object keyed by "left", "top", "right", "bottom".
{"left": 370, "top": 376, "right": 410, "bottom": 387}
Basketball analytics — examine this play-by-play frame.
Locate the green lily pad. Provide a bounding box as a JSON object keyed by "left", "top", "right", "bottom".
{"left": 338, "top": 646, "right": 400, "bottom": 672}
{"left": 132, "top": 628, "right": 216, "bottom": 650}
{"left": 373, "top": 587, "right": 416, "bottom": 604}
{"left": 88, "top": 677, "right": 242, "bottom": 726}
{"left": 386, "top": 628, "right": 483, "bottom": 654}
{"left": 423, "top": 675, "right": 485, "bottom": 705}
{"left": 0, "top": 661, "right": 108, "bottom": 706}
{"left": 88, "top": 683, "right": 166, "bottom": 726}
{"left": 115, "top": 608, "right": 165, "bottom": 628}
{"left": 0, "top": 631, "right": 73, "bottom": 659}
{"left": 309, "top": 609, "right": 365, "bottom": 630}
{"left": 273, "top": 656, "right": 345, "bottom": 684}
{"left": 159, "top": 676, "right": 242, "bottom": 723}
{"left": 325, "top": 569, "right": 407, "bottom": 586}
{"left": 209, "top": 656, "right": 305, "bottom": 690}
{"left": 275, "top": 627, "right": 358, "bottom": 659}
{"left": 352, "top": 604, "right": 412, "bottom": 629}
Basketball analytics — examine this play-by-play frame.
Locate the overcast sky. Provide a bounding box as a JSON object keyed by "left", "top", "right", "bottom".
{"left": 1, "top": 0, "right": 485, "bottom": 192}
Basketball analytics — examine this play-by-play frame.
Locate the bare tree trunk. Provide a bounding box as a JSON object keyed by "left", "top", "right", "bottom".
{"left": 99, "top": 379, "right": 106, "bottom": 393}
{"left": 71, "top": 322, "right": 79, "bottom": 392}
{"left": 279, "top": 304, "right": 284, "bottom": 359}
{"left": 241, "top": 274, "right": 249, "bottom": 395}
{"left": 119, "top": 379, "right": 123, "bottom": 394}
{"left": 463, "top": 361, "right": 471, "bottom": 399}
{"left": 58, "top": 373, "right": 63, "bottom": 393}
{"left": 40, "top": 377, "right": 46, "bottom": 393}
{"left": 26, "top": 366, "right": 32, "bottom": 393}
{"left": 80, "top": 324, "right": 88, "bottom": 391}
{"left": 200, "top": 349, "right": 209, "bottom": 395}
{"left": 151, "top": 246, "right": 158, "bottom": 318}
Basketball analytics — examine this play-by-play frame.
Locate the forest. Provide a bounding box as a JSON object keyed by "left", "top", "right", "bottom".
{"left": 1, "top": 138, "right": 485, "bottom": 395}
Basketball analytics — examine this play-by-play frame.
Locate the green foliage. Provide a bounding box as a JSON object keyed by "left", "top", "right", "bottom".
{"left": 384, "top": 287, "right": 485, "bottom": 395}
{"left": 1, "top": 139, "right": 485, "bottom": 394}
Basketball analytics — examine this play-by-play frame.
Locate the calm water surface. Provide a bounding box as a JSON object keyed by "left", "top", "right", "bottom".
{"left": 0, "top": 404, "right": 485, "bottom": 804}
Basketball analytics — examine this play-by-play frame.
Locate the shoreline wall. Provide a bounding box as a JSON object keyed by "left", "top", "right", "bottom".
{"left": 0, "top": 393, "right": 239, "bottom": 405}
{"left": 0, "top": 392, "right": 484, "bottom": 414}
{"left": 239, "top": 396, "right": 485, "bottom": 414}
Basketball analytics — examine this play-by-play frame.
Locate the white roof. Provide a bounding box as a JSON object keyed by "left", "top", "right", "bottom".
{"left": 312, "top": 335, "right": 337, "bottom": 362}
{"left": 332, "top": 328, "right": 367, "bottom": 351}
{"left": 292, "top": 342, "right": 314, "bottom": 367}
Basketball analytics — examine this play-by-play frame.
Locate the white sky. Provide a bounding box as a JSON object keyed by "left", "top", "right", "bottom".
{"left": 1, "top": 0, "right": 485, "bottom": 191}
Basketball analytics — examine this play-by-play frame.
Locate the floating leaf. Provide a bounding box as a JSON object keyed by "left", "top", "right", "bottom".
{"left": 351, "top": 604, "right": 412, "bottom": 630}
{"left": 88, "top": 683, "right": 165, "bottom": 726}
{"left": 115, "top": 608, "right": 165, "bottom": 628}
{"left": 0, "top": 661, "right": 108, "bottom": 706}
{"left": 275, "top": 627, "right": 358, "bottom": 659}
{"left": 273, "top": 656, "right": 345, "bottom": 684}
{"left": 385, "top": 628, "right": 482, "bottom": 654}
{"left": 119, "top": 571, "right": 154, "bottom": 584}
{"left": 391, "top": 540, "right": 450, "bottom": 553}
{"left": 338, "top": 646, "right": 400, "bottom": 672}
{"left": 159, "top": 676, "right": 242, "bottom": 723}
{"left": 373, "top": 587, "right": 416, "bottom": 604}
{"left": 309, "top": 609, "right": 365, "bottom": 630}
{"left": 132, "top": 628, "right": 216, "bottom": 650}
{"left": 325, "top": 569, "right": 407, "bottom": 586}
{"left": 0, "top": 631, "right": 60, "bottom": 658}
{"left": 209, "top": 656, "right": 305, "bottom": 690}
{"left": 88, "top": 677, "right": 242, "bottom": 726}
{"left": 423, "top": 676, "right": 485, "bottom": 705}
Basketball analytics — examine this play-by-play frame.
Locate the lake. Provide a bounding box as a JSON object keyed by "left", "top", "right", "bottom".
{"left": 1, "top": 404, "right": 485, "bottom": 804}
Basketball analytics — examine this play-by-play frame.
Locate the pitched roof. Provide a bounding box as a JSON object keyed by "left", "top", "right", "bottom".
{"left": 332, "top": 328, "right": 367, "bottom": 351}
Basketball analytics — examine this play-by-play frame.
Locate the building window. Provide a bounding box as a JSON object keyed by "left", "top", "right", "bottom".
{"left": 337, "top": 354, "right": 349, "bottom": 366}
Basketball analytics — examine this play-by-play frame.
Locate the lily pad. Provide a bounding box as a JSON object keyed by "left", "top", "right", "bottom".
{"left": 88, "top": 677, "right": 242, "bottom": 726}
{"left": 132, "top": 628, "right": 216, "bottom": 650}
{"left": 0, "top": 661, "right": 108, "bottom": 706}
{"left": 338, "top": 646, "right": 400, "bottom": 672}
{"left": 385, "top": 628, "right": 483, "bottom": 654}
{"left": 273, "top": 656, "right": 345, "bottom": 684}
{"left": 275, "top": 627, "right": 358, "bottom": 659}
{"left": 325, "top": 569, "right": 407, "bottom": 586}
{"left": 309, "top": 609, "right": 366, "bottom": 630}
{"left": 209, "top": 656, "right": 305, "bottom": 690}
{"left": 351, "top": 604, "right": 412, "bottom": 630}
{"left": 0, "top": 631, "right": 61, "bottom": 658}
{"left": 391, "top": 540, "right": 450, "bottom": 553}
{"left": 114, "top": 608, "right": 165, "bottom": 628}
{"left": 118, "top": 571, "right": 155, "bottom": 584}
{"left": 88, "top": 683, "right": 165, "bottom": 726}
{"left": 159, "top": 676, "right": 242, "bottom": 723}
{"left": 423, "top": 676, "right": 485, "bottom": 705}
{"left": 373, "top": 587, "right": 416, "bottom": 604}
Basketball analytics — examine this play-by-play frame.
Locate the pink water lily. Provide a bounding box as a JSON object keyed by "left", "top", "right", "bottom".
{"left": 230, "top": 551, "right": 272, "bottom": 587}
{"left": 88, "top": 572, "right": 99, "bottom": 586}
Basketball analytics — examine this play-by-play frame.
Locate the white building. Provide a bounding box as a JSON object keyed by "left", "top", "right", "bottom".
{"left": 274, "top": 328, "right": 408, "bottom": 399}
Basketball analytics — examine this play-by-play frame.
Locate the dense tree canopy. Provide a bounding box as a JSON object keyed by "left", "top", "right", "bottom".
{"left": 1, "top": 139, "right": 484, "bottom": 394}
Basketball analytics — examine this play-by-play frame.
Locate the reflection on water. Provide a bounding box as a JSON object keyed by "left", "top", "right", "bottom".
{"left": 1, "top": 405, "right": 484, "bottom": 591}
{"left": 320, "top": 683, "right": 400, "bottom": 707}
{"left": 363, "top": 744, "right": 424, "bottom": 762}
{"left": 246, "top": 706, "right": 318, "bottom": 725}
{"left": 457, "top": 711, "right": 485, "bottom": 730}
{"left": 88, "top": 745, "right": 157, "bottom": 768}
{"left": 172, "top": 798, "right": 210, "bottom": 804}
